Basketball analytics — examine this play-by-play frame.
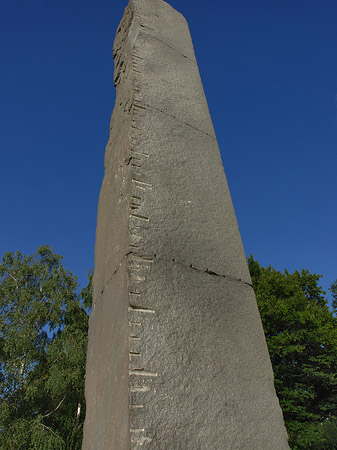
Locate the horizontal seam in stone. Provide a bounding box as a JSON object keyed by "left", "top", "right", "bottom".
{"left": 95, "top": 251, "right": 154, "bottom": 301}
{"left": 138, "top": 30, "right": 197, "bottom": 65}
{"left": 134, "top": 101, "right": 216, "bottom": 140}
{"left": 95, "top": 251, "right": 252, "bottom": 302}
{"left": 169, "top": 256, "right": 252, "bottom": 287}
{"left": 128, "top": 251, "right": 253, "bottom": 287}
{"left": 95, "top": 255, "right": 127, "bottom": 302}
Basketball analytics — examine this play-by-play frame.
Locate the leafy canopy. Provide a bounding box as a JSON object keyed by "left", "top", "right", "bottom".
{"left": 248, "top": 256, "right": 337, "bottom": 450}
{"left": 0, "top": 246, "right": 91, "bottom": 450}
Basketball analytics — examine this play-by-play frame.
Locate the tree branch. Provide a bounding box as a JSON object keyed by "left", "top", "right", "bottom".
{"left": 43, "top": 394, "right": 66, "bottom": 418}
{"left": 4, "top": 269, "right": 19, "bottom": 287}
{"left": 39, "top": 422, "right": 59, "bottom": 437}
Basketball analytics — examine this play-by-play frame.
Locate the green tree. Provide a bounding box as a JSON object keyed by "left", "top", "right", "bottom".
{"left": 311, "top": 418, "right": 337, "bottom": 450}
{"left": 330, "top": 280, "right": 337, "bottom": 313}
{"left": 0, "top": 246, "right": 91, "bottom": 450}
{"left": 248, "top": 257, "right": 337, "bottom": 450}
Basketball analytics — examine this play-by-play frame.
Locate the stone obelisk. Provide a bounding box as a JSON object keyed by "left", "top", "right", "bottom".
{"left": 82, "top": 0, "right": 290, "bottom": 448}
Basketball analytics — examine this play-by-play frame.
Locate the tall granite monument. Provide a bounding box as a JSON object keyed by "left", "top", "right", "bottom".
{"left": 82, "top": 0, "right": 290, "bottom": 448}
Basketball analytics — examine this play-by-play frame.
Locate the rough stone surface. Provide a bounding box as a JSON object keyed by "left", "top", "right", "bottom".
{"left": 82, "top": 0, "right": 290, "bottom": 448}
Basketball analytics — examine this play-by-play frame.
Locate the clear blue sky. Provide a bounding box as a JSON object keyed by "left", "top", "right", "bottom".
{"left": 1, "top": 0, "right": 336, "bottom": 300}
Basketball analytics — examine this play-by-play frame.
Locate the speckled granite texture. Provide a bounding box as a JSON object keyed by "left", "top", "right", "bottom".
{"left": 81, "top": 1, "right": 290, "bottom": 448}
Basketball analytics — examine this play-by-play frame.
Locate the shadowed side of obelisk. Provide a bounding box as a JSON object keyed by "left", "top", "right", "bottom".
{"left": 81, "top": 4, "right": 135, "bottom": 449}
{"left": 82, "top": 0, "right": 290, "bottom": 448}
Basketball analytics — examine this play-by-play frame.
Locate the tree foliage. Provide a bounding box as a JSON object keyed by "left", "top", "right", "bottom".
{"left": 330, "top": 281, "right": 337, "bottom": 314}
{"left": 0, "top": 246, "right": 91, "bottom": 450}
{"left": 248, "top": 256, "right": 337, "bottom": 450}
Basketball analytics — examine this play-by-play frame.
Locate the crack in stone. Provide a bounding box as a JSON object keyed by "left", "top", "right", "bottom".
{"left": 128, "top": 251, "right": 252, "bottom": 287}
{"left": 145, "top": 34, "right": 197, "bottom": 65}
{"left": 96, "top": 256, "right": 126, "bottom": 302}
{"left": 96, "top": 250, "right": 252, "bottom": 303}
{"left": 96, "top": 252, "right": 154, "bottom": 301}
{"left": 133, "top": 101, "right": 216, "bottom": 140}
{"left": 170, "top": 257, "right": 253, "bottom": 287}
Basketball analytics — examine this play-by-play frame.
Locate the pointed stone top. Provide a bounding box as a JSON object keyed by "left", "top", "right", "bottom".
{"left": 126, "top": 0, "right": 195, "bottom": 63}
